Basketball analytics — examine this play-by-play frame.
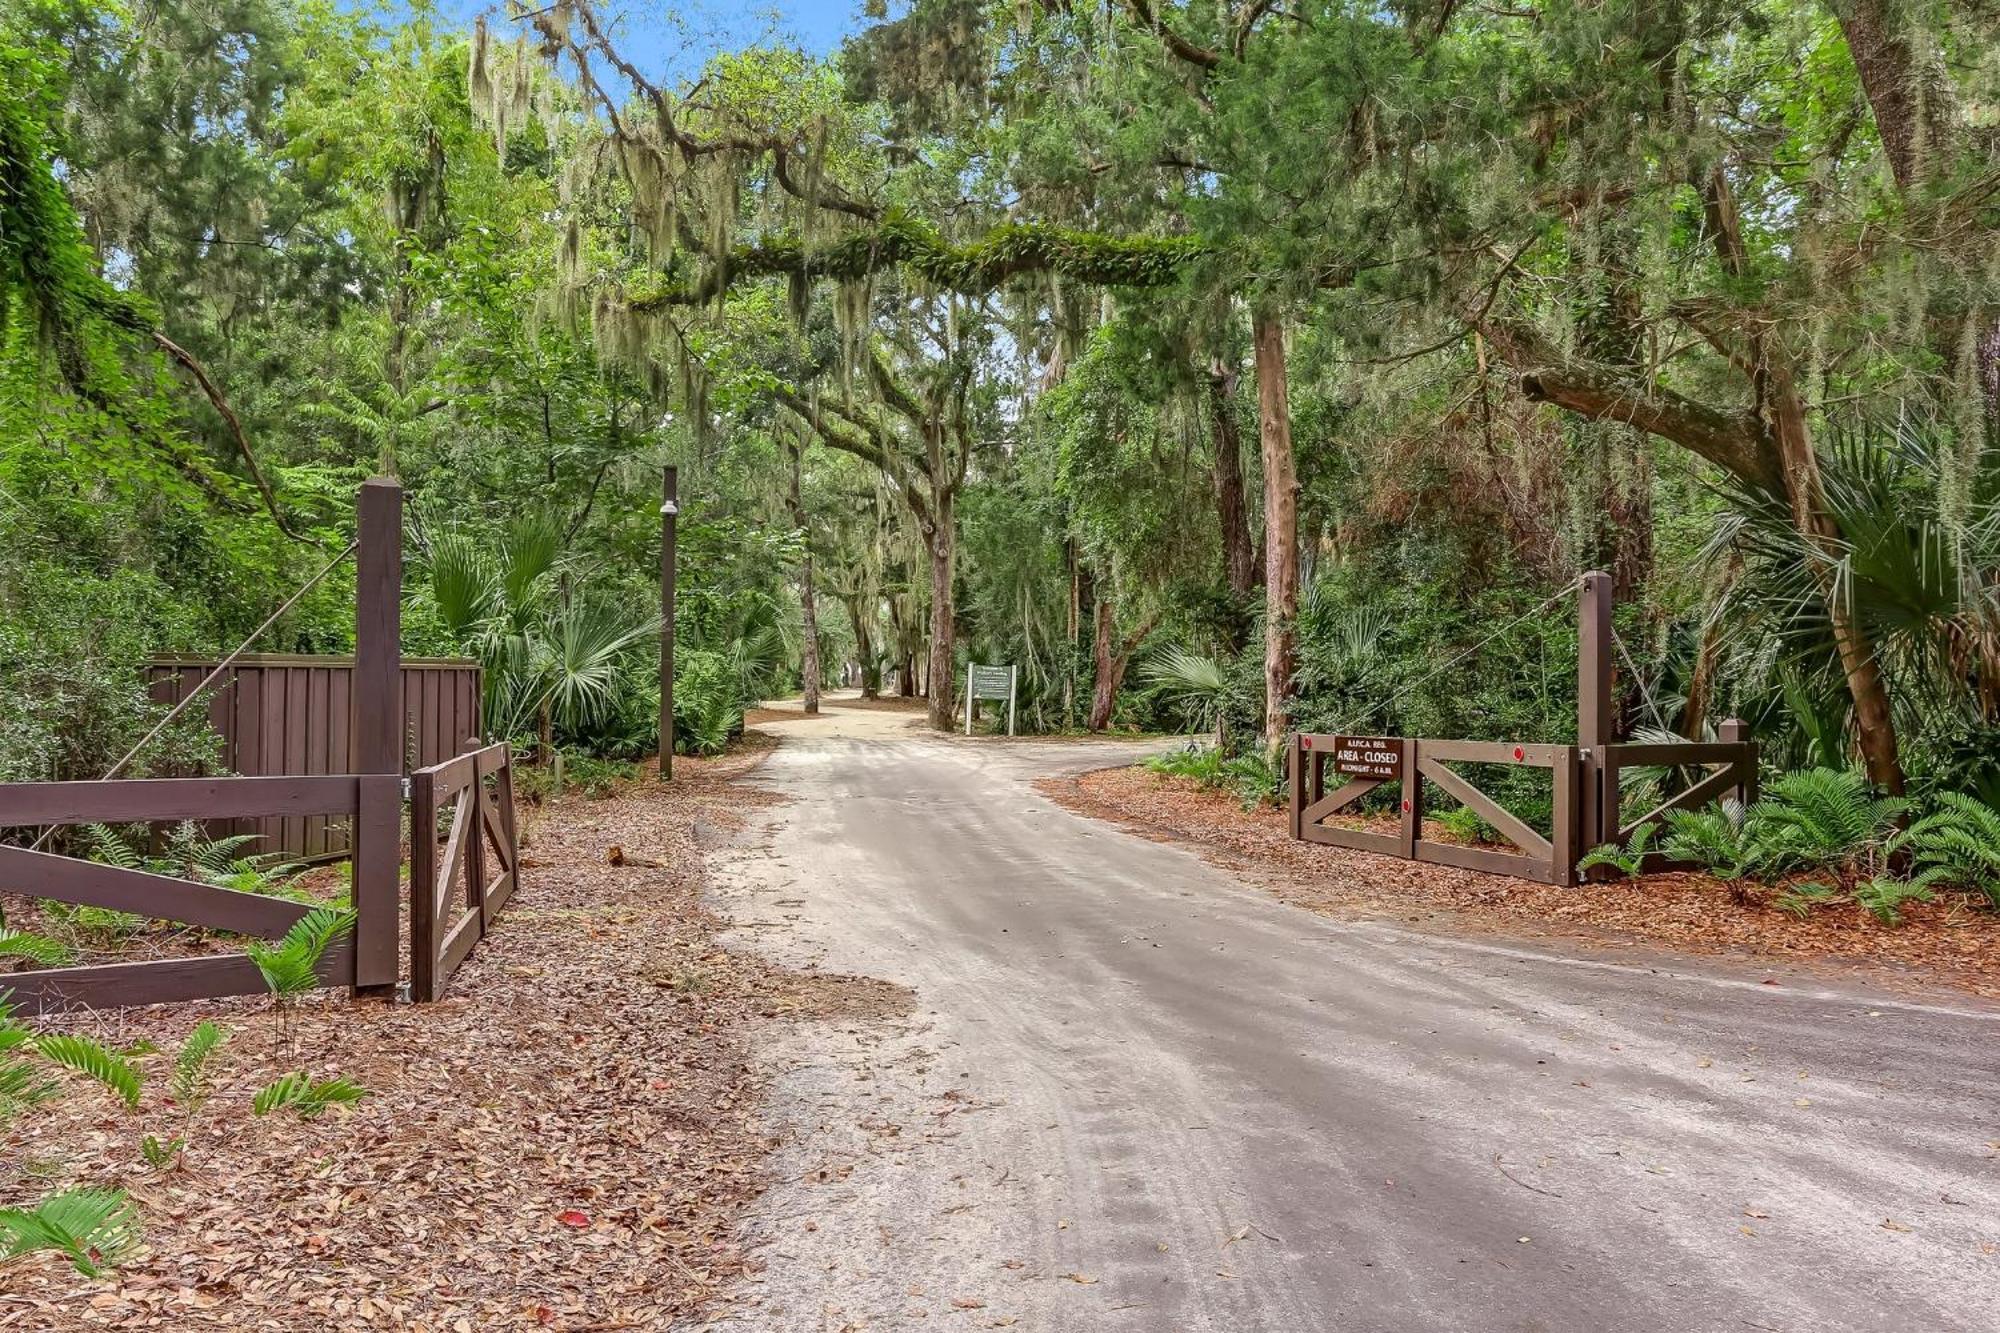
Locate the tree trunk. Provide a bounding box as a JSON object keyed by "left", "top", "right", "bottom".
{"left": 1703, "top": 165, "right": 1905, "bottom": 791}
{"left": 1088, "top": 595, "right": 1157, "bottom": 732}
{"left": 844, "top": 596, "right": 879, "bottom": 698}
{"left": 1253, "top": 309, "right": 1299, "bottom": 750}
{"left": 926, "top": 500, "right": 956, "bottom": 730}
{"left": 1207, "top": 362, "right": 1258, "bottom": 598}
{"left": 1830, "top": 1, "right": 1956, "bottom": 194}
{"left": 789, "top": 444, "right": 820, "bottom": 715}
{"left": 1766, "top": 360, "right": 1905, "bottom": 792}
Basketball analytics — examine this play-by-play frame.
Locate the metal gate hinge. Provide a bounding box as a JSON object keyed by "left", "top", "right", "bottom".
{"left": 401, "top": 776, "right": 412, "bottom": 802}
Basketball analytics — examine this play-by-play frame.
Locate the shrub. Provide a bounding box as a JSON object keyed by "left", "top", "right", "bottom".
{"left": 673, "top": 648, "right": 742, "bottom": 757}
{"left": 1902, "top": 793, "right": 2000, "bottom": 907}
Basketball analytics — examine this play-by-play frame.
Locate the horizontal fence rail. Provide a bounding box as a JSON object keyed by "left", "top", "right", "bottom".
{"left": 0, "top": 775, "right": 398, "bottom": 1014}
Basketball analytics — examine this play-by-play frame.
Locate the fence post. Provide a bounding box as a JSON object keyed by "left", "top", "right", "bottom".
{"left": 408, "top": 765, "right": 437, "bottom": 1002}
{"left": 1577, "top": 570, "right": 1614, "bottom": 853}
{"left": 352, "top": 478, "right": 402, "bottom": 998}
{"left": 1552, "top": 746, "right": 1577, "bottom": 887}
{"left": 1719, "top": 718, "right": 1757, "bottom": 807}
{"left": 659, "top": 465, "right": 677, "bottom": 780}
{"left": 1399, "top": 737, "right": 1420, "bottom": 859}
{"left": 1288, "top": 734, "right": 1304, "bottom": 840}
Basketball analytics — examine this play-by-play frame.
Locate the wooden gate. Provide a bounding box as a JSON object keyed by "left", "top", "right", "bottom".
{"left": 1291, "top": 735, "right": 1579, "bottom": 885}
{"left": 408, "top": 742, "right": 519, "bottom": 1001}
{"left": 0, "top": 776, "right": 400, "bottom": 1014}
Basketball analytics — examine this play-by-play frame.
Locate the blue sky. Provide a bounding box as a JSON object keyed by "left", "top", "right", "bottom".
{"left": 390, "top": 1, "right": 866, "bottom": 81}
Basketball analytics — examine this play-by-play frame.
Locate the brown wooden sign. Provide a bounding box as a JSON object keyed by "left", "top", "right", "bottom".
{"left": 1332, "top": 735, "right": 1404, "bottom": 780}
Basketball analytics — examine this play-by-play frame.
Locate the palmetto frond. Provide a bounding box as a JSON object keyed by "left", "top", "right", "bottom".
{"left": 35, "top": 1034, "right": 142, "bottom": 1109}
{"left": 0, "top": 1189, "right": 142, "bottom": 1276}
{"left": 245, "top": 907, "right": 353, "bottom": 1000}
{"left": 0, "top": 929, "right": 73, "bottom": 967}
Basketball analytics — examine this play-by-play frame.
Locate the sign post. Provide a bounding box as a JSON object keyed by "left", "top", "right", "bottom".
{"left": 965, "top": 663, "right": 1018, "bottom": 736}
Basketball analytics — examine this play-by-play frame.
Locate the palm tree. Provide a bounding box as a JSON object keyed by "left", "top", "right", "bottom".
{"left": 421, "top": 514, "right": 658, "bottom": 761}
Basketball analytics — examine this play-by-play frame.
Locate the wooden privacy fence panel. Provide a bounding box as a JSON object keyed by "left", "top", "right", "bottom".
{"left": 0, "top": 775, "right": 400, "bottom": 1014}
{"left": 409, "top": 742, "right": 519, "bottom": 1002}
{"left": 144, "top": 655, "right": 480, "bottom": 859}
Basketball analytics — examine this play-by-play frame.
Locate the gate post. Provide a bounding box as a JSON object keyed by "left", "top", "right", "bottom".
{"left": 352, "top": 478, "right": 402, "bottom": 996}
{"left": 1577, "top": 571, "right": 1614, "bottom": 854}
{"left": 1398, "top": 737, "right": 1420, "bottom": 859}
{"left": 1719, "top": 718, "right": 1758, "bottom": 807}
{"left": 1288, "top": 734, "right": 1305, "bottom": 840}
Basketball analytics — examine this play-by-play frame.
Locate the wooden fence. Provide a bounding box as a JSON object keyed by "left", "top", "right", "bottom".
{"left": 0, "top": 775, "right": 400, "bottom": 1014}
{"left": 144, "top": 655, "right": 480, "bottom": 859}
{"left": 1290, "top": 736, "right": 1581, "bottom": 885}
{"left": 409, "top": 742, "right": 520, "bottom": 1002}
{"left": 1288, "top": 731, "right": 1756, "bottom": 885}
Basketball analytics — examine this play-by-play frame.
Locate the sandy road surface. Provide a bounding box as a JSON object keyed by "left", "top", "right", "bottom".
{"left": 699, "top": 696, "right": 2000, "bottom": 1332}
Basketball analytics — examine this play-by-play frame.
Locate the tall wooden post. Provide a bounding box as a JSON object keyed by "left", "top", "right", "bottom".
{"left": 1578, "top": 570, "right": 1615, "bottom": 854}
{"left": 352, "top": 478, "right": 402, "bottom": 994}
{"left": 1719, "top": 717, "right": 1757, "bottom": 808}
{"left": 659, "top": 466, "right": 678, "bottom": 780}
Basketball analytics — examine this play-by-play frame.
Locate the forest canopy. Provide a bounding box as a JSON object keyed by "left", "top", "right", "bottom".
{"left": 1, "top": 0, "right": 1996, "bottom": 801}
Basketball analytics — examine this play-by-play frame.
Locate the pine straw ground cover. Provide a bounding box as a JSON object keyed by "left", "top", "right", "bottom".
{"left": 1041, "top": 765, "right": 2000, "bottom": 1002}
{"left": 1, "top": 735, "right": 902, "bottom": 1330}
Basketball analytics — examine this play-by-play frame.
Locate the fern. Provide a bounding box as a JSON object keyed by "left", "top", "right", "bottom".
{"left": 169, "top": 1022, "right": 227, "bottom": 1111}
{"left": 1771, "top": 881, "right": 1840, "bottom": 919}
{"left": 253, "top": 1071, "right": 367, "bottom": 1119}
{"left": 1752, "top": 768, "right": 1905, "bottom": 874}
{"left": 0, "top": 929, "right": 73, "bottom": 967}
{"left": 140, "top": 1135, "right": 186, "bottom": 1169}
{"left": 1902, "top": 792, "right": 2000, "bottom": 907}
{"left": 35, "top": 1034, "right": 143, "bottom": 1109}
{"left": 245, "top": 907, "right": 353, "bottom": 999}
{"left": 1578, "top": 823, "right": 1658, "bottom": 879}
{"left": 1659, "top": 802, "right": 1762, "bottom": 880}
{"left": 78, "top": 824, "right": 145, "bottom": 872}
{"left": 1854, "top": 877, "right": 1936, "bottom": 927}
{"left": 0, "top": 997, "right": 58, "bottom": 1125}
{"left": 0, "top": 1188, "right": 142, "bottom": 1276}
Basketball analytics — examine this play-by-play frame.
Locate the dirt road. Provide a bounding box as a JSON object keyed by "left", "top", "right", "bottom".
{"left": 703, "top": 698, "right": 1999, "bottom": 1332}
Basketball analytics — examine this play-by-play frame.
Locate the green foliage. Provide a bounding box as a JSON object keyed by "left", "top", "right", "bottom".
{"left": 0, "top": 1188, "right": 142, "bottom": 1277}
{"left": 1771, "top": 881, "right": 1840, "bottom": 921}
{"left": 169, "top": 1021, "right": 227, "bottom": 1113}
{"left": 0, "top": 996, "right": 57, "bottom": 1123}
{"left": 1140, "top": 649, "right": 1233, "bottom": 743}
{"left": 252, "top": 1071, "right": 367, "bottom": 1119}
{"left": 245, "top": 907, "right": 353, "bottom": 1001}
{"left": 1902, "top": 793, "right": 2000, "bottom": 908}
{"left": 0, "top": 928, "right": 72, "bottom": 967}
{"left": 34, "top": 1034, "right": 142, "bottom": 1110}
{"left": 1145, "top": 743, "right": 1279, "bottom": 810}
{"left": 1750, "top": 769, "right": 1907, "bottom": 879}
{"left": 674, "top": 648, "right": 743, "bottom": 757}
{"left": 1853, "top": 878, "right": 1937, "bottom": 928}
{"left": 1658, "top": 804, "right": 1762, "bottom": 882}
{"left": 1577, "top": 824, "right": 1658, "bottom": 880}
